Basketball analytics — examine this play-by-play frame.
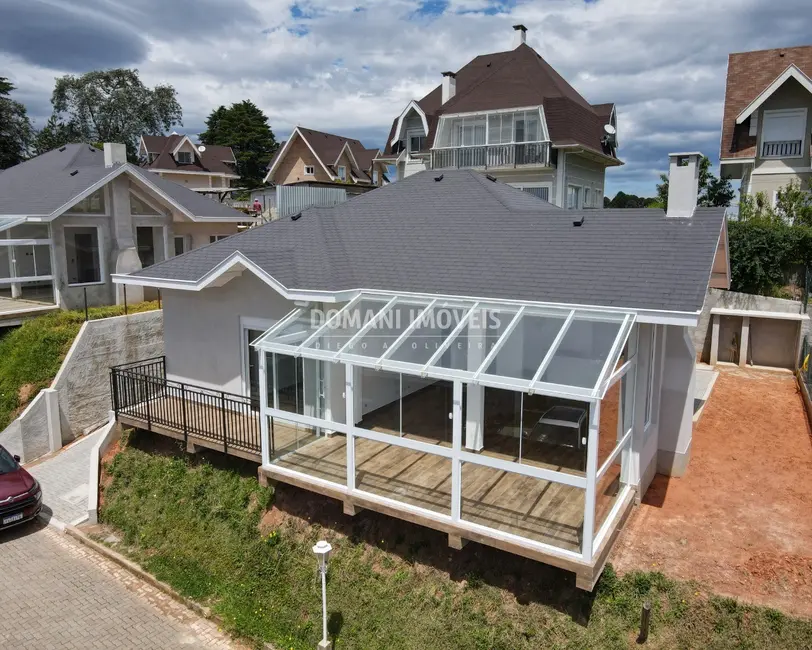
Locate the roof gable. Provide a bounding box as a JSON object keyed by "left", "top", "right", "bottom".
{"left": 140, "top": 134, "right": 239, "bottom": 177}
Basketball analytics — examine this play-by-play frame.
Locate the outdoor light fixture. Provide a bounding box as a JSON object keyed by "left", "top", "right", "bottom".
{"left": 313, "top": 540, "right": 333, "bottom": 650}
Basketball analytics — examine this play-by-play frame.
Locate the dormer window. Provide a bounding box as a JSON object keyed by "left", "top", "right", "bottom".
{"left": 176, "top": 151, "right": 193, "bottom": 164}
{"left": 337, "top": 165, "right": 347, "bottom": 180}
{"left": 761, "top": 108, "right": 806, "bottom": 159}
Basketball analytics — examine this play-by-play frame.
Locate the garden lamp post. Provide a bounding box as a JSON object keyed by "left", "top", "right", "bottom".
{"left": 313, "top": 540, "right": 333, "bottom": 650}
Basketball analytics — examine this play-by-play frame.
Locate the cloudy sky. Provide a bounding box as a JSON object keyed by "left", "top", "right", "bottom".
{"left": 1, "top": 0, "right": 811, "bottom": 196}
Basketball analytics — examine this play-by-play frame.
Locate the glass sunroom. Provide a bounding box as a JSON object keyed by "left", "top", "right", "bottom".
{"left": 252, "top": 293, "right": 639, "bottom": 581}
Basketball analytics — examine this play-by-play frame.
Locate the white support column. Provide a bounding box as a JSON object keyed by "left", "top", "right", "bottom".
{"left": 582, "top": 399, "right": 600, "bottom": 563}
{"left": 451, "top": 380, "right": 463, "bottom": 521}
{"left": 259, "top": 351, "right": 270, "bottom": 466}
{"left": 465, "top": 310, "right": 487, "bottom": 450}
{"left": 345, "top": 363, "right": 356, "bottom": 491}
{"left": 709, "top": 313, "right": 720, "bottom": 366}
{"left": 739, "top": 316, "right": 750, "bottom": 368}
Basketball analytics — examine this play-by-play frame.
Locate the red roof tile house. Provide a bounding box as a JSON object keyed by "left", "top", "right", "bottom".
{"left": 138, "top": 134, "right": 240, "bottom": 197}
{"left": 719, "top": 45, "right": 812, "bottom": 204}
{"left": 377, "top": 25, "right": 622, "bottom": 209}
{"left": 263, "top": 127, "right": 383, "bottom": 189}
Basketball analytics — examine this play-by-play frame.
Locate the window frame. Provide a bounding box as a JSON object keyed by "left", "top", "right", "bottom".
{"left": 337, "top": 165, "right": 347, "bottom": 181}
{"left": 644, "top": 326, "right": 657, "bottom": 427}
{"left": 65, "top": 187, "right": 108, "bottom": 216}
{"left": 303, "top": 165, "right": 315, "bottom": 176}
{"left": 509, "top": 182, "right": 553, "bottom": 202}
{"left": 64, "top": 224, "right": 105, "bottom": 287}
{"left": 434, "top": 107, "right": 547, "bottom": 149}
{"left": 209, "top": 234, "right": 230, "bottom": 244}
{"left": 760, "top": 108, "right": 807, "bottom": 160}
{"left": 176, "top": 151, "right": 193, "bottom": 165}
{"left": 566, "top": 184, "right": 583, "bottom": 210}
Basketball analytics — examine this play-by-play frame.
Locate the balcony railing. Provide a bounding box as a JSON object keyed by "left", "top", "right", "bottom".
{"left": 110, "top": 357, "right": 261, "bottom": 456}
{"left": 431, "top": 142, "right": 551, "bottom": 170}
{"left": 761, "top": 140, "right": 803, "bottom": 158}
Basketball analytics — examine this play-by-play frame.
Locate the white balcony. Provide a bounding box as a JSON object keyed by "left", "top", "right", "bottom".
{"left": 761, "top": 139, "right": 803, "bottom": 158}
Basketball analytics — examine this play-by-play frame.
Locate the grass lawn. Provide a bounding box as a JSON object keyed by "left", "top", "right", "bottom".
{"left": 99, "top": 437, "right": 812, "bottom": 650}
{"left": 0, "top": 301, "right": 158, "bottom": 429}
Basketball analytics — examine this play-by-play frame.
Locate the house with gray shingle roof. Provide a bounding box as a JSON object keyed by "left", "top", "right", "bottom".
{"left": 0, "top": 142, "right": 253, "bottom": 320}
{"left": 376, "top": 25, "right": 621, "bottom": 209}
{"left": 110, "top": 152, "right": 727, "bottom": 591}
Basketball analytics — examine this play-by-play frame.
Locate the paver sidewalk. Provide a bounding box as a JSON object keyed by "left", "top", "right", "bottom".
{"left": 27, "top": 429, "right": 104, "bottom": 525}
{"left": 0, "top": 523, "right": 242, "bottom": 649}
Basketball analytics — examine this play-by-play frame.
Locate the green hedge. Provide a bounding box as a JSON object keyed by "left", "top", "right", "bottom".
{"left": 728, "top": 220, "right": 811, "bottom": 297}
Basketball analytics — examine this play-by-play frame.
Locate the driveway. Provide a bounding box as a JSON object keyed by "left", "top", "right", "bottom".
{"left": 613, "top": 366, "right": 812, "bottom": 617}
{"left": 0, "top": 522, "right": 243, "bottom": 649}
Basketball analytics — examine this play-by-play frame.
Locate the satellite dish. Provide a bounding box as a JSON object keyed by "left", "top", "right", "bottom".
{"left": 604, "top": 124, "right": 616, "bottom": 136}
{"left": 198, "top": 145, "right": 207, "bottom": 152}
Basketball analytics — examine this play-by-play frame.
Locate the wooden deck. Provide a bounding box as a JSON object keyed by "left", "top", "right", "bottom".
{"left": 0, "top": 295, "right": 58, "bottom": 325}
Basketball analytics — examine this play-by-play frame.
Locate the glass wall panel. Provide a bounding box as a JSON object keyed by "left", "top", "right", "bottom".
{"left": 7, "top": 224, "right": 49, "bottom": 239}
{"left": 460, "top": 462, "right": 583, "bottom": 551}
{"left": 540, "top": 315, "right": 623, "bottom": 389}
{"left": 67, "top": 189, "right": 105, "bottom": 214}
{"left": 0, "top": 246, "right": 9, "bottom": 278}
{"left": 34, "top": 245, "right": 52, "bottom": 275}
{"left": 12, "top": 246, "right": 35, "bottom": 277}
{"left": 355, "top": 436, "right": 451, "bottom": 515}
{"left": 269, "top": 416, "right": 347, "bottom": 486}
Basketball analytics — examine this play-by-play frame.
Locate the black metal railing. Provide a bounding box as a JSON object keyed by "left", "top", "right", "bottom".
{"left": 761, "top": 140, "right": 803, "bottom": 158}
{"left": 110, "top": 357, "right": 261, "bottom": 455}
{"left": 431, "top": 141, "right": 551, "bottom": 170}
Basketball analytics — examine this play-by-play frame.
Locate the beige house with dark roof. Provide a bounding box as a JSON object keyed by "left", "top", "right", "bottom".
{"left": 719, "top": 45, "right": 812, "bottom": 205}
{"left": 138, "top": 134, "right": 240, "bottom": 197}
{"left": 377, "top": 25, "right": 622, "bottom": 209}
{"left": 263, "top": 127, "right": 383, "bottom": 188}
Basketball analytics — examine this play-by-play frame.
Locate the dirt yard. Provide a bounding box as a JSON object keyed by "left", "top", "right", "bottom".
{"left": 613, "top": 366, "right": 812, "bottom": 618}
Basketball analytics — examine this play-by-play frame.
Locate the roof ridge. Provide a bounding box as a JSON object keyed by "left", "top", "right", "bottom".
{"left": 441, "top": 48, "right": 525, "bottom": 114}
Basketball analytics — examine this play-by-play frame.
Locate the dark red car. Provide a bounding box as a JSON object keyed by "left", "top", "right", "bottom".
{"left": 0, "top": 444, "right": 42, "bottom": 530}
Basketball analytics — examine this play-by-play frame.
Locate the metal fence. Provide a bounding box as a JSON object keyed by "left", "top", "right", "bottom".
{"left": 277, "top": 184, "right": 348, "bottom": 219}
{"left": 110, "top": 356, "right": 261, "bottom": 455}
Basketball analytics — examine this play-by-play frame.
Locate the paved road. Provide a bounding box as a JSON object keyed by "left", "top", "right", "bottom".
{"left": 0, "top": 522, "right": 242, "bottom": 649}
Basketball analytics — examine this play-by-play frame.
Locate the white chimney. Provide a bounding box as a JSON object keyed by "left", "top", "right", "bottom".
{"left": 513, "top": 24, "right": 527, "bottom": 48}
{"left": 666, "top": 152, "right": 702, "bottom": 218}
{"left": 104, "top": 143, "right": 127, "bottom": 167}
{"left": 441, "top": 71, "right": 457, "bottom": 104}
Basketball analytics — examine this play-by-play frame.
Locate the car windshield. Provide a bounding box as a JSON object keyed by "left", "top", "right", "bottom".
{"left": 0, "top": 447, "right": 18, "bottom": 474}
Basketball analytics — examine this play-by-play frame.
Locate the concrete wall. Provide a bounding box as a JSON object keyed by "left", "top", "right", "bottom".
{"left": 657, "top": 325, "right": 695, "bottom": 477}
{"left": 0, "top": 389, "right": 60, "bottom": 463}
{"left": 163, "top": 273, "right": 296, "bottom": 395}
{"left": 693, "top": 288, "right": 809, "bottom": 362}
{"left": 52, "top": 310, "right": 164, "bottom": 442}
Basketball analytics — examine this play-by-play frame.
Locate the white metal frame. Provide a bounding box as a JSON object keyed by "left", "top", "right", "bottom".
{"left": 63, "top": 224, "right": 106, "bottom": 287}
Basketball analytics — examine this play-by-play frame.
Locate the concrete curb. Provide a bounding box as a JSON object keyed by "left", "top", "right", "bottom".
{"left": 63, "top": 524, "right": 213, "bottom": 621}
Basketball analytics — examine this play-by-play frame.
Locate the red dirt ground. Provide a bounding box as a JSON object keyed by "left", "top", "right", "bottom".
{"left": 612, "top": 366, "right": 812, "bottom": 618}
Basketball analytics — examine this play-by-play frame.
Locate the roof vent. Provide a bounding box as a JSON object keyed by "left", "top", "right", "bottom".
{"left": 59, "top": 146, "right": 66, "bottom": 152}
{"left": 69, "top": 170, "right": 79, "bottom": 176}
{"left": 485, "top": 174, "right": 497, "bottom": 182}
{"left": 434, "top": 174, "right": 444, "bottom": 182}
{"left": 573, "top": 215, "right": 585, "bottom": 227}
{"left": 291, "top": 212, "right": 302, "bottom": 221}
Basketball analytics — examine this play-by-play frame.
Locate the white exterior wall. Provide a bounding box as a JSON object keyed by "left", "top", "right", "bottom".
{"left": 162, "top": 273, "right": 296, "bottom": 394}
{"left": 564, "top": 154, "right": 606, "bottom": 209}
{"left": 656, "top": 325, "right": 695, "bottom": 476}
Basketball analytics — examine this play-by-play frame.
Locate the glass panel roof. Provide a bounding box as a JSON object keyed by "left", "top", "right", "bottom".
{"left": 253, "top": 293, "right": 635, "bottom": 400}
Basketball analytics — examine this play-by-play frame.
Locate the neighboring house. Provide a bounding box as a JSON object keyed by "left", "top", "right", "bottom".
{"left": 377, "top": 25, "right": 622, "bottom": 208}
{"left": 0, "top": 143, "right": 253, "bottom": 320}
{"left": 720, "top": 45, "right": 812, "bottom": 205}
{"left": 263, "top": 126, "right": 384, "bottom": 188}
{"left": 111, "top": 152, "right": 728, "bottom": 590}
{"left": 139, "top": 134, "right": 240, "bottom": 197}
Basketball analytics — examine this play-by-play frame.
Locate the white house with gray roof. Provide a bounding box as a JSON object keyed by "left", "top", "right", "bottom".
{"left": 110, "top": 153, "right": 728, "bottom": 590}
{"left": 0, "top": 143, "right": 253, "bottom": 322}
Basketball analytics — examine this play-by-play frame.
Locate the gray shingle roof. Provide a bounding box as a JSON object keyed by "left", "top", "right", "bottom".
{"left": 0, "top": 144, "right": 248, "bottom": 221}
{"left": 129, "top": 170, "right": 725, "bottom": 313}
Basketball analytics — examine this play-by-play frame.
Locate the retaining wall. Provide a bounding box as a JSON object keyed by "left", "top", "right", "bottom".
{"left": 52, "top": 310, "right": 164, "bottom": 443}
{"left": 693, "top": 289, "right": 809, "bottom": 363}
{"left": 0, "top": 389, "right": 60, "bottom": 463}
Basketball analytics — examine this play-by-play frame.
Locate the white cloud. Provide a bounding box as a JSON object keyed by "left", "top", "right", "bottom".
{"left": 2, "top": 0, "right": 811, "bottom": 196}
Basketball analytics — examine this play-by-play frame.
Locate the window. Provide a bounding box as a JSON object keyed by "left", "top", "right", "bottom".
{"left": 337, "top": 165, "right": 347, "bottom": 180}
{"left": 65, "top": 227, "right": 101, "bottom": 285}
{"left": 566, "top": 185, "right": 582, "bottom": 210}
{"left": 408, "top": 134, "right": 426, "bottom": 153}
{"left": 511, "top": 183, "right": 551, "bottom": 202}
{"left": 761, "top": 108, "right": 806, "bottom": 158}
{"left": 67, "top": 189, "right": 105, "bottom": 214}
{"left": 209, "top": 235, "right": 229, "bottom": 243}
{"left": 372, "top": 169, "right": 379, "bottom": 184}
{"left": 136, "top": 227, "right": 156, "bottom": 268}
{"left": 129, "top": 192, "right": 160, "bottom": 215}
{"left": 176, "top": 151, "right": 193, "bottom": 164}
{"left": 583, "top": 188, "right": 592, "bottom": 208}
{"left": 304, "top": 165, "right": 315, "bottom": 175}
{"left": 435, "top": 109, "right": 544, "bottom": 148}
{"left": 173, "top": 236, "right": 188, "bottom": 256}
{"left": 644, "top": 326, "right": 657, "bottom": 427}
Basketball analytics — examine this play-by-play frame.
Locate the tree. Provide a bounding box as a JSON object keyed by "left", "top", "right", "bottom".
{"left": 775, "top": 179, "right": 812, "bottom": 227}
{"left": 48, "top": 69, "right": 182, "bottom": 161}
{"left": 200, "top": 101, "right": 277, "bottom": 188}
{"left": 655, "top": 155, "right": 734, "bottom": 211}
{"left": 33, "top": 115, "right": 81, "bottom": 155}
{"left": 0, "top": 77, "right": 34, "bottom": 169}
{"left": 606, "top": 191, "right": 658, "bottom": 208}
